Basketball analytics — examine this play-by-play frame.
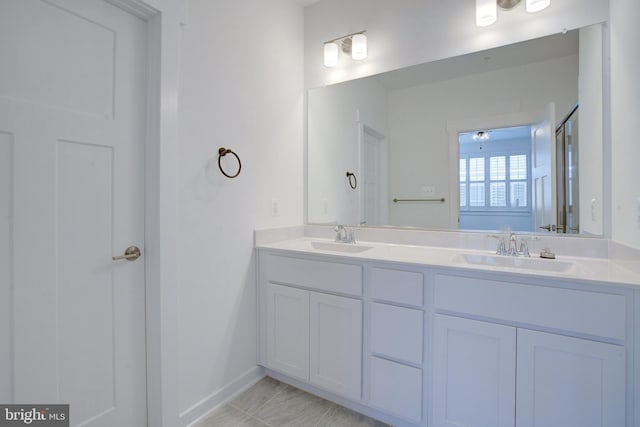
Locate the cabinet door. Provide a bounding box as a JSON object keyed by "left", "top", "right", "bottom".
{"left": 516, "top": 329, "right": 625, "bottom": 427}
{"left": 433, "top": 315, "right": 516, "bottom": 427}
{"left": 266, "top": 283, "right": 309, "bottom": 381}
{"left": 309, "top": 292, "right": 362, "bottom": 400}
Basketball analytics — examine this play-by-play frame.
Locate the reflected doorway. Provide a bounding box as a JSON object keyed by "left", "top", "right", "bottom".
{"left": 359, "top": 124, "right": 389, "bottom": 226}
{"left": 458, "top": 126, "right": 534, "bottom": 231}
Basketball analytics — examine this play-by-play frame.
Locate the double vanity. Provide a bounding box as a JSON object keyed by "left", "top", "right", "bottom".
{"left": 255, "top": 226, "right": 640, "bottom": 427}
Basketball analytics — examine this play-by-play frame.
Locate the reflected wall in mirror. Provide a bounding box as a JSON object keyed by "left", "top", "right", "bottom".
{"left": 307, "top": 23, "right": 604, "bottom": 236}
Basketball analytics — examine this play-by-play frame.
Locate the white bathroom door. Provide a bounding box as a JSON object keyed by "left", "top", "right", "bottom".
{"left": 532, "top": 102, "right": 557, "bottom": 233}
{"left": 0, "top": 0, "right": 148, "bottom": 426}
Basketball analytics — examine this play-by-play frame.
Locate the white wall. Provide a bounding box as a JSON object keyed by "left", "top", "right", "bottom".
{"left": 610, "top": 0, "right": 640, "bottom": 249}
{"left": 578, "top": 24, "right": 604, "bottom": 236}
{"left": 304, "top": 0, "right": 608, "bottom": 89}
{"left": 307, "top": 77, "right": 388, "bottom": 225}
{"left": 177, "top": 0, "right": 304, "bottom": 423}
{"left": 388, "top": 55, "right": 578, "bottom": 228}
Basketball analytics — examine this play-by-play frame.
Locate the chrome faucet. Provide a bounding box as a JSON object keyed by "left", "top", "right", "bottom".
{"left": 334, "top": 225, "right": 356, "bottom": 243}
{"left": 492, "top": 233, "right": 530, "bottom": 257}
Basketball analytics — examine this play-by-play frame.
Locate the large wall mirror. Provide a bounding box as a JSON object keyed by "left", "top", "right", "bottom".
{"left": 307, "top": 23, "right": 605, "bottom": 237}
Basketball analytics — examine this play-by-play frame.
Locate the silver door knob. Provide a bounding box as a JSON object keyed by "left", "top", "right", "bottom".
{"left": 112, "top": 246, "right": 141, "bottom": 261}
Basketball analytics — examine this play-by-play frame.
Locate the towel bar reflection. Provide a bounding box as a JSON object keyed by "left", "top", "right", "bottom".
{"left": 393, "top": 198, "right": 446, "bottom": 203}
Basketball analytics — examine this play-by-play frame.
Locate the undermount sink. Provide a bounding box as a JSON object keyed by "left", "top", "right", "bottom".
{"left": 310, "top": 241, "right": 373, "bottom": 253}
{"left": 454, "top": 253, "right": 575, "bottom": 273}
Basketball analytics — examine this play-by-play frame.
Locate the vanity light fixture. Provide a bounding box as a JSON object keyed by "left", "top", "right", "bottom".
{"left": 476, "top": 0, "right": 550, "bottom": 27}
{"left": 323, "top": 31, "right": 367, "bottom": 67}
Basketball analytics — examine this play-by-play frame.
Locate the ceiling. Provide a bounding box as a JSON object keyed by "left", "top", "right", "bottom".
{"left": 375, "top": 29, "right": 579, "bottom": 91}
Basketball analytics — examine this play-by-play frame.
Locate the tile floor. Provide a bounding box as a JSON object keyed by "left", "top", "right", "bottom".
{"left": 195, "top": 376, "right": 390, "bottom": 427}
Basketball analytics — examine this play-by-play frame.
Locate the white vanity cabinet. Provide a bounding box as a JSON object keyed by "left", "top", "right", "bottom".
{"left": 257, "top": 245, "right": 636, "bottom": 427}
{"left": 260, "top": 253, "right": 363, "bottom": 400}
{"left": 433, "top": 272, "right": 627, "bottom": 427}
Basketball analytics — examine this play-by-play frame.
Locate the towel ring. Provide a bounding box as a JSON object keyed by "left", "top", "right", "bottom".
{"left": 218, "top": 147, "right": 241, "bottom": 179}
{"left": 346, "top": 172, "right": 357, "bottom": 189}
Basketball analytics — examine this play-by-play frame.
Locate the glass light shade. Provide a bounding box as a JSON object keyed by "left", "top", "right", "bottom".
{"left": 473, "top": 131, "right": 490, "bottom": 141}
{"left": 351, "top": 34, "right": 367, "bottom": 61}
{"left": 526, "top": 0, "right": 550, "bottom": 12}
{"left": 476, "top": 0, "right": 497, "bottom": 27}
{"left": 323, "top": 42, "right": 339, "bottom": 67}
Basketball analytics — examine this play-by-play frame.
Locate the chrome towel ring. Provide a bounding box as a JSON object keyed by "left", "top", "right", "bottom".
{"left": 218, "top": 147, "right": 241, "bottom": 178}
{"left": 346, "top": 171, "right": 357, "bottom": 189}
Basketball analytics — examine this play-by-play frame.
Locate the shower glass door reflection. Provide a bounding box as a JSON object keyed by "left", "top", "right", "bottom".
{"left": 556, "top": 107, "right": 579, "bottom": 234}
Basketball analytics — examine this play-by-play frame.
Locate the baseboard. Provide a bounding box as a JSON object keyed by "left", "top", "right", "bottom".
{"left": 180, "top": 365, "right": 265, "bottom": 427}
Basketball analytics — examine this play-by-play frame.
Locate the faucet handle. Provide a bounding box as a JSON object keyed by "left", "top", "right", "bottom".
{"left": 518, "top": 235, "right": 540, "bottom": 257}
{"left": 498, "top": 239, "right": 507, "bottom": 255}
{"left": 492, "top": 238, "right": 506, "bottom": 255}
{"left": 488, "top": 234, "right": 507, "bottom": 255}
{"left": 487, "top": 234, "right": 507, "bottom": 255}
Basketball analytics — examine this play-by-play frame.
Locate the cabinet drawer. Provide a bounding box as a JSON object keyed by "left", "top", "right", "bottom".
{"left": 369, "top": 356, "right": 422, "bottom": 423}
{"left": 371, "top": 303, "right": 423, "bottom": 364}
{"left": 266, "top": 254, "right": 362, "bottom": 297}
{"left": 370, "top": 267, "right": 423, "bottom": 307}
{"left": 434, "top": 274, "right": 626, "bottom": 341}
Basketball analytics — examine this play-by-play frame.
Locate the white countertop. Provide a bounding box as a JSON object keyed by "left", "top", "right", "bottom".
{"left": 256, "top": 237, "right": 640, "bottom": 288}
